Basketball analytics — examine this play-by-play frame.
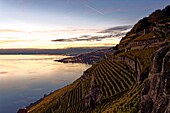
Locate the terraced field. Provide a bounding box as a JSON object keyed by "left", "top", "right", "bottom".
{"left": 93, "top": 59, "right": 136, "bottom": 98}
{"left": 28, "top": 57, "right": 138, "bottom": 113}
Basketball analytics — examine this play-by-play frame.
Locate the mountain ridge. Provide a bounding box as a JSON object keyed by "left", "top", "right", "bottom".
{"left": 23, "top": 5, "right": 170, "bottom": 113}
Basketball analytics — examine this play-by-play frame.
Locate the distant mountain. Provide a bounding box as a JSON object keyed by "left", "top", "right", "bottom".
{"left": 25, "top": 5, "right": 170, "bottom": 113}
{"left": 0, "top": 47, "right": 108, "bottom": 56}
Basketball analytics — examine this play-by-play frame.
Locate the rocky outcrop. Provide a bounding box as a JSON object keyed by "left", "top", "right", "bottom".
{"left": 84, "top": 74, "right": 102, "bottom": 108}
{"left": 139, "top": 45, "right": 170, "bottom": 113}
{"left": 84, "top": 86, "right": 101, "bottom": 108}
{"left": 151, "top": 46, "right": 169, "bottom": 73}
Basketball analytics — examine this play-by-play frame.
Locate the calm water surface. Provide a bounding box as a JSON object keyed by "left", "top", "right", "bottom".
{"left": 0, "top": 55, "right": 90, "bottom": 113}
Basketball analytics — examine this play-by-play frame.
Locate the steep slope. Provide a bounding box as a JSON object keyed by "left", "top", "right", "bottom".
{"left": 26, "top": 5, "right": 170, "bottom": 113}
{"left": 139, "top": 45, "right": 170, "bottom": 113}
{"left": 27, "top": 58, "right": 137, "bottom": 113}
{"left": 119, "top": 5, "right": 170, "bottom": 48}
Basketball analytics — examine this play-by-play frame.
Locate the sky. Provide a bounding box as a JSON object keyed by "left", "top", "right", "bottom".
{"left": 0, "top": 0, "right": 169, "bottom": 49}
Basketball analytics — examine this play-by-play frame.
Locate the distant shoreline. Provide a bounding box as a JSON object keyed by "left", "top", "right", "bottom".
{"left": 0, "top": 53, "right": 67, "bottom": 55}
{"left": 0, "top": 47, "right": 110, "bottom": 56}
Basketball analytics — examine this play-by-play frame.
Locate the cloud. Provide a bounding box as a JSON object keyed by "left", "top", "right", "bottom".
{"left": 98, "top": 25, "right": 132, "bottom": 33}
{"left": 0, "top": 29, "right": 24, "bottom": 32}
{"left": 0, "top": 40, "right": 24, "bottom": 44}
{"left": 52, "top": 35, "right": 102, "bottom": 42}
{"left": 52, "top": 25, "right": 131, "bottom": 42}
{"left": 33, "top": 28, "right": 102, "bottom": 34}
{"left": 52, "top": 33, "right": 126, "bottom": 42}
{"left": 0, "top": 72, "right": 8, "bottom": 74}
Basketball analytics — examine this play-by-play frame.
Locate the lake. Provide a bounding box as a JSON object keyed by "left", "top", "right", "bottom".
{"left": 0, "top": 55, "right": 91, "bottom": 113}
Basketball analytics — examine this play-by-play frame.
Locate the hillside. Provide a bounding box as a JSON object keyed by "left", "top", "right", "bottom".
{"left": 25, "top": 5, "right": 170, "bottom": 113}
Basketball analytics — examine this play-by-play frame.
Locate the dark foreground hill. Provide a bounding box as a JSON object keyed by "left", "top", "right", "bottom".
{"left": 25, "top": 5, "right": 170, "bottom": 113}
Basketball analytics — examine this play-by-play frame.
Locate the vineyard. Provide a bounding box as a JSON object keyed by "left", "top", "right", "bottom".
{"left": 28, "top": 56, "right": 139, "bottom": 113}
{"left": 27, "top": 6, "right": 170, "bottom": 113}
{"left": 27, "top": 47, "right": 159, "bottom": 113}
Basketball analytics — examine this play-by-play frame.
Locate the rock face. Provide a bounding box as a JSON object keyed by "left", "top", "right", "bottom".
{"left": 139, "top": 45, "right": 170, "bottom": 113}
{"left": 84, "top": 74, "right": 102, "bottom": 108}
{"left": 151, "top": 46, "right": 170, "bottom": 73}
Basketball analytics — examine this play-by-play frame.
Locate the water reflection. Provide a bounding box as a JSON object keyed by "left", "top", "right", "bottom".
{"left": 0, "top": 55, "right": 90, "bottom": 113}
